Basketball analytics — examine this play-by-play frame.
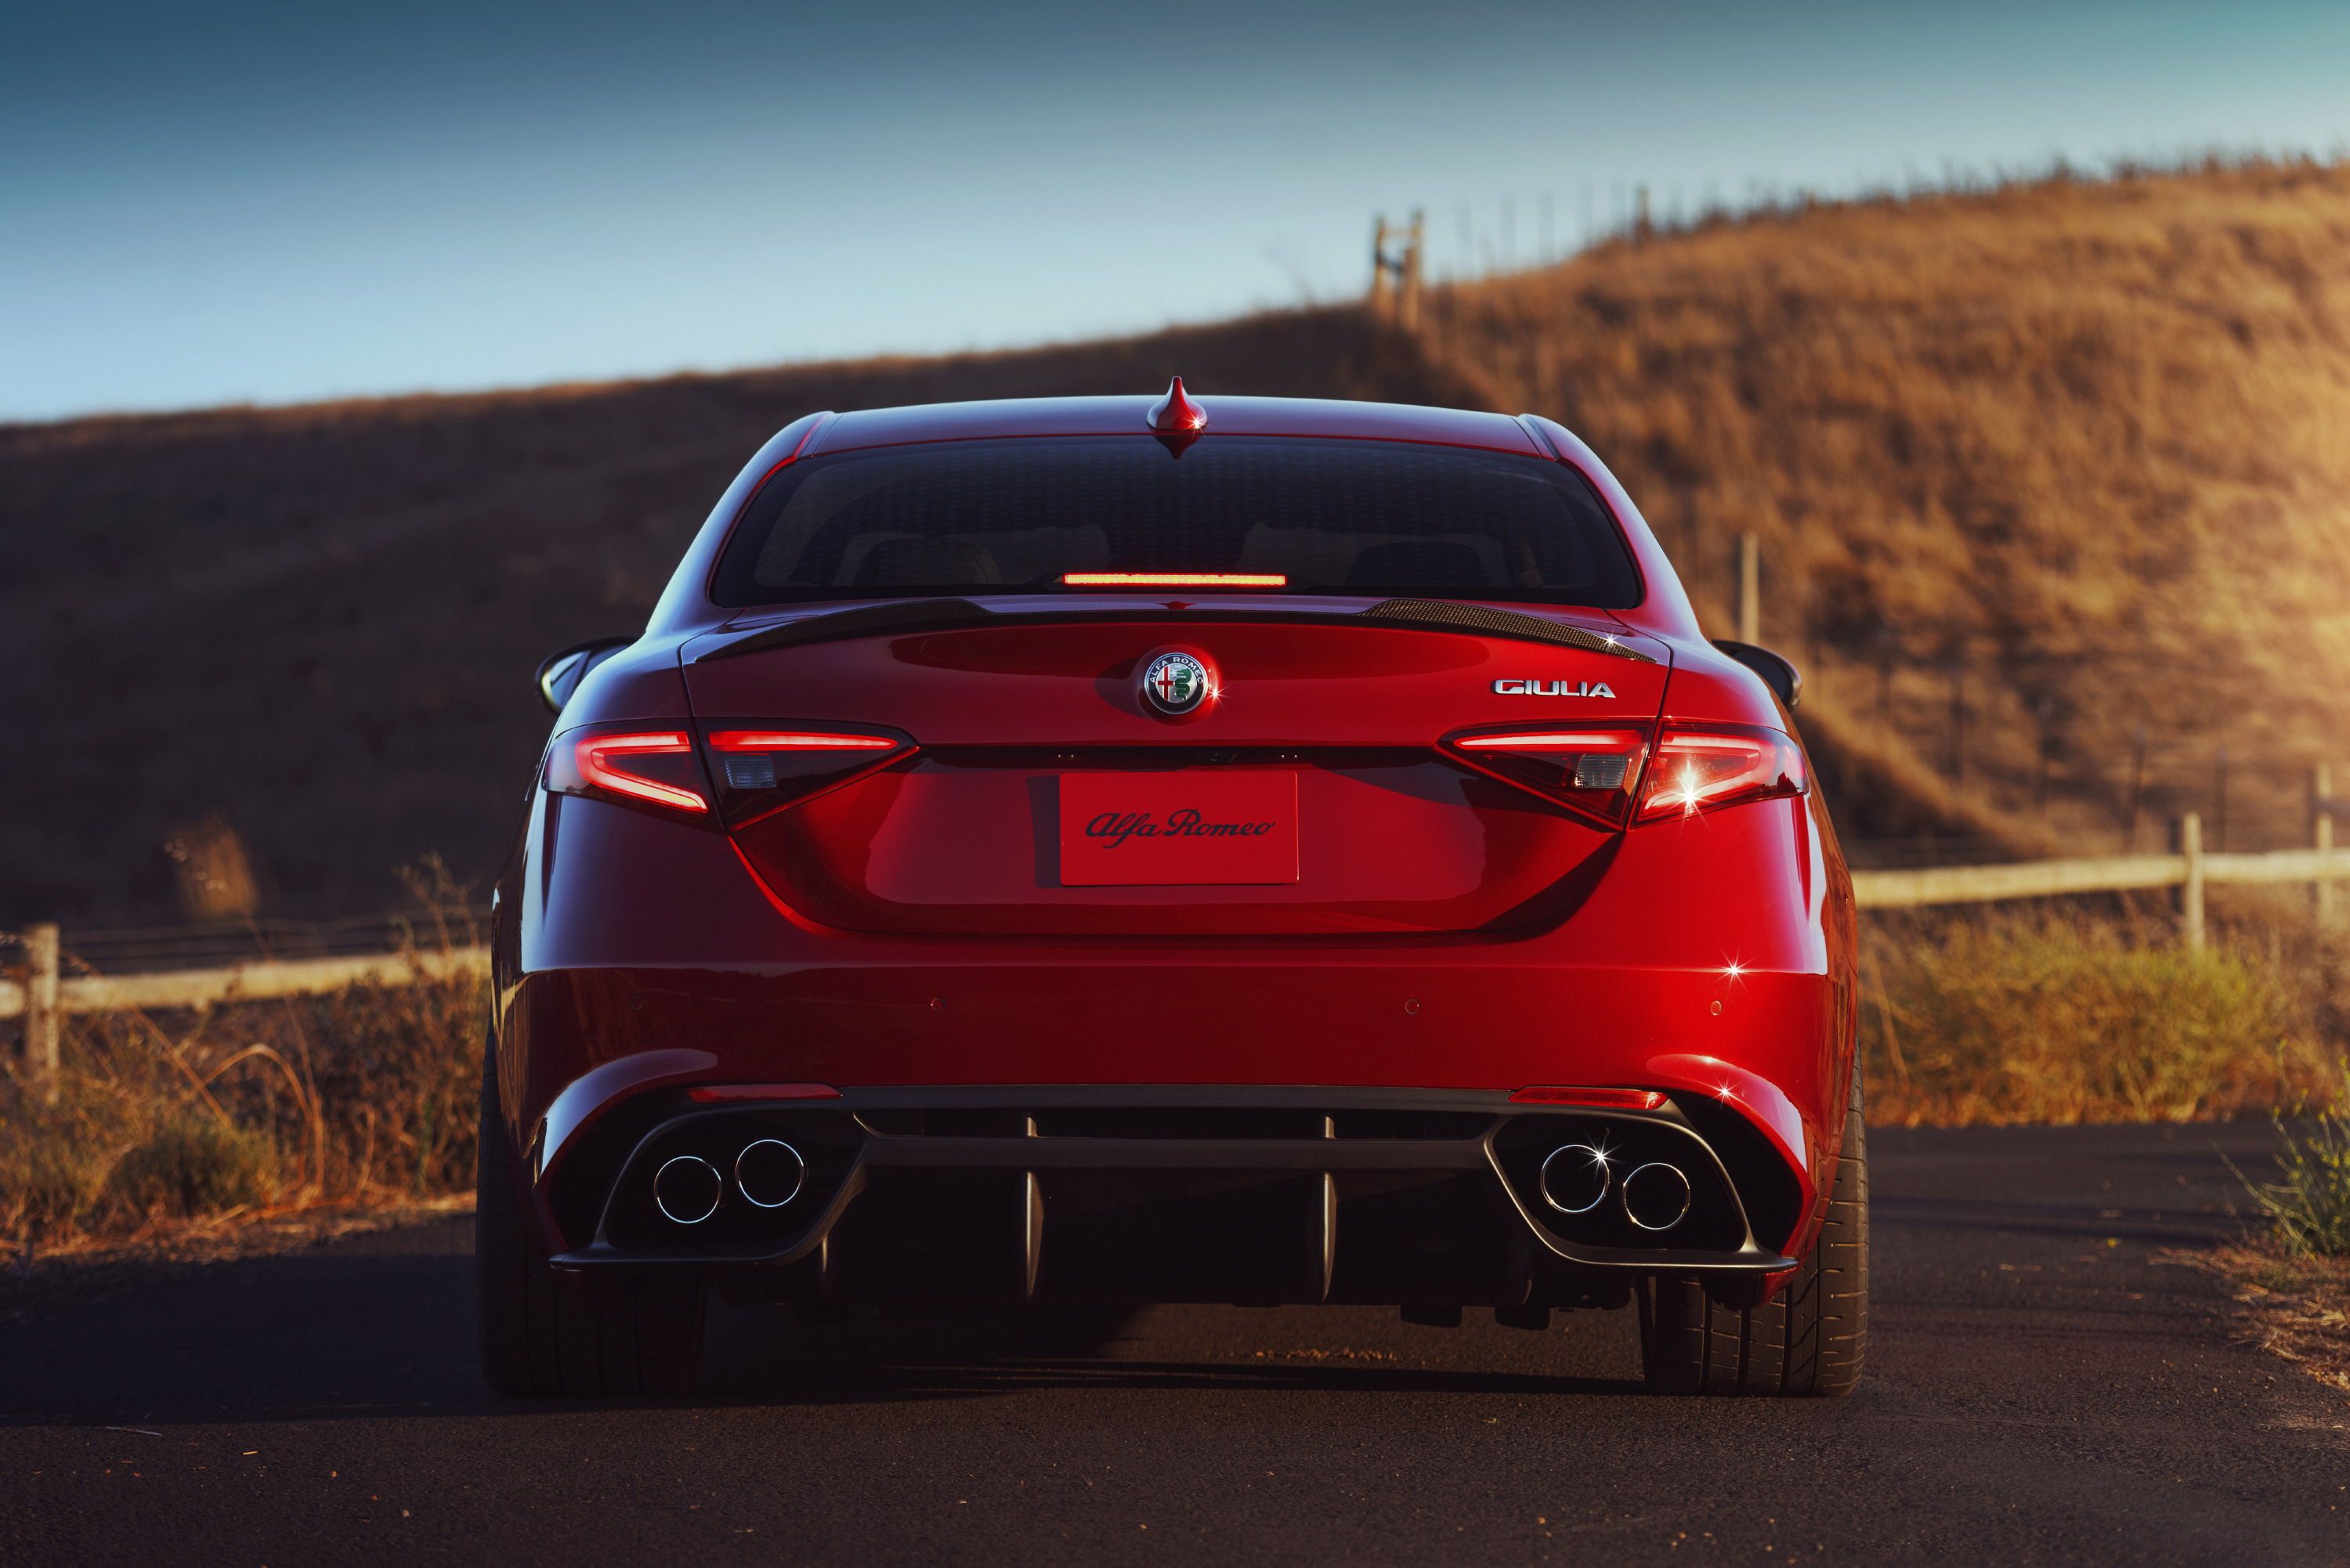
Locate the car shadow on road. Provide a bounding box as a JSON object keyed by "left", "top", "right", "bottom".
{"left": 703, "top": 1301, "right": 1646, "bottom": 1404}
{"left": 721, "top": 1353, "right": 1647, "bottom": 1404}
{"left": 0, "top": 1230, "right": 1641, "bottom": 1429}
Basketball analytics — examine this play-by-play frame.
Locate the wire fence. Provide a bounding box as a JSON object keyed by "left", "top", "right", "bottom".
{"left": 45, "top": 906, "right": 496, "bottom": 977}
{"left": 1376, "top": 150, "right": 2343, "bottom": 291}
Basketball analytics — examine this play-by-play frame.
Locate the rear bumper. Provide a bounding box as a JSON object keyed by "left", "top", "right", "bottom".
{"left": 542, "top": 1085, "right": 1799, "bottom": 1306}
{"left": 493, "top": 790, "right": 1857, "bottom": 1278}
{"left": 503, "top": 954, "right": 1838, "bottom": 1248}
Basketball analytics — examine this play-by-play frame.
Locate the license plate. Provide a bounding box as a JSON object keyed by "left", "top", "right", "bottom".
{"left": 1058, "top": 771, "right": 1300, "bottom": 887}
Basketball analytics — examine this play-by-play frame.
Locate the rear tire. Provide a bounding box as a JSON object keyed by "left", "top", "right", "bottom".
{"left": 1640, "top": 1069, "right": 1867, "bottom": 1396}
{"left": 476, "top": 1035, "right": 705, "bottom": 1396}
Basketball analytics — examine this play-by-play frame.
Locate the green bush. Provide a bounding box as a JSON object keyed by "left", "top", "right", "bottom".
{"left": 100, "top": 1112, "right": 279, "bottom": 1223}
{"left": 2245, "top": 1063, "right": 2350, "bottom": 1257}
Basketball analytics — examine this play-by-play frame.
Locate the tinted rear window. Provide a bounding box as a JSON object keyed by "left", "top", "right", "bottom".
{"left": 710, "top": 435, "right": 1642, "bottom": 607}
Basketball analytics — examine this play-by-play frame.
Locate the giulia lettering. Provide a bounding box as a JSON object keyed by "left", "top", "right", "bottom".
{"left": 1491, "top": 679, "right": 1617, "bottom": 699}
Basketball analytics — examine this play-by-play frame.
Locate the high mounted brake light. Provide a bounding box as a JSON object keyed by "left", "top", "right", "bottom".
{"left": 1060, "top": 573, "right": 1287, "bottom": 589}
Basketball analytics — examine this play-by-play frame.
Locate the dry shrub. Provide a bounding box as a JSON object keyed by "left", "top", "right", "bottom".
{"left": 2189, "top": 1243, "right": 2350, "bottom": 1393}
{"left": 99, "top": 1113, "right": 277, "bottom": 1223}
{"left": 0, "top": 1128, "right": 114, "bottom": 1241}
{"left": 1863, "top": 907, "right": 2337, "bottom": 1125}
{"left": 0, "top": 873, "right": 483, "bottom": 1253}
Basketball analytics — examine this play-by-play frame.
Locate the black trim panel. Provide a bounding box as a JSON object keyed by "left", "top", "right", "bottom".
{"left": 551, "top": 1087, "right": 1799, "bottom": 1288}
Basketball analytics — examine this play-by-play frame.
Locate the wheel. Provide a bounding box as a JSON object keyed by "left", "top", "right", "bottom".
{"left": 476, "top": 1034, "right": 706, "bottom": 1396}
{"left": 1640, "top": 1068, "right": 1867, "bottom": 1396}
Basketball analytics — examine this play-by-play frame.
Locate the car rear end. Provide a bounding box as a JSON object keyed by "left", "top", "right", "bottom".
{"left": 480, "top": 392, "right": 1860, "bottom": 1393}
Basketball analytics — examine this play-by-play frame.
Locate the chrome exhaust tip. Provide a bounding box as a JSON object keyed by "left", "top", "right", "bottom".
{"left": 1621, "top": 1162, "right": 1691, "bottom": 1231}
{"left": 1538, "top": 1143, "right": 1612, "bottom": 1216}
{"left": 734, "top": 1139, "right": 807, "bottom": 1209}
{"left": 653, "top": 1154, "right": 724, "bottom": 1225}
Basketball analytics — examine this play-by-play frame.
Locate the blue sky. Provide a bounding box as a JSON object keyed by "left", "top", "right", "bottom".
{"left": 5, "top": 0, "right": 2348, "bottom": 421}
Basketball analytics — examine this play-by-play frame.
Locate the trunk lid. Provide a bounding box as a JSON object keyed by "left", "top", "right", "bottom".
{"left": 681, "top": 600, "right": 1670, "bottom": 937}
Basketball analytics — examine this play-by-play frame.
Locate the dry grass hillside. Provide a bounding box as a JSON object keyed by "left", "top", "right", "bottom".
{"left": 1431, "top": 157, "right": 2350, "bottom": 854}
{"left": 6, "top": 158, "right": 2349, "bottom": 927}
{"left": 2, "top": 313, "right": 1459, "bottom": 924}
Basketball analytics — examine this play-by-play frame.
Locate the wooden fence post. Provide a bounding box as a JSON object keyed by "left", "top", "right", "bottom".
{"left": 1947, "top": 661, "right": 1966, "bottom": 785}
{"left": 2213, "top": 746, "right": 2229, "bottom": 851}
{"left": 24, "top": 922, "right": 60, "bottom": 1104}
{"left": 1737, "top": 532, "right": 1760, "bottom": 644}
{"left": 2123, "top": 723, "right": 2148, "bottom": 851}
{"left": 1368, "top": 213, "right": 1425, "bottom": 327}
{"left": 2318, "top": 763, "right": 2336, "bottom": 926}
{"left": 1398, "top": 208, "right": 1424, "bottom": 330}
{"left": 2178, "top": 814, "right": 2205, "bottom": 952}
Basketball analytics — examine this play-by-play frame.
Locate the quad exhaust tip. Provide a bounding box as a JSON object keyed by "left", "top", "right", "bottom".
{"left": 1621, "top": 1161, "right": 1692, "bottom": 1231}
{"left": 653, "top": 1142, "right": 808, "bottom": 1224}
{"left": 653, "top": 1154, "right": 723, "bottom": 1225}
{"left": 1538, "top": 1143, "right": 1613, "bottom": 1216}
{"left": 735, "top": 1139, "right": 807, "bottom": 1209}
{"left": 1538, "top": 1144, "right": 1692, "bottom": 1232}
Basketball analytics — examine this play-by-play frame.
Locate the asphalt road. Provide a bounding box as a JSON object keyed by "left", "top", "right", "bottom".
{"left": 5, "top": 1122, "right": 2348, "bottom": 1566}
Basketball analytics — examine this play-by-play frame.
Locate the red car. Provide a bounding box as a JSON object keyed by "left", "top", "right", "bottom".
{"left": 478, "top": 382, "right": 1866, "bottom": 1398}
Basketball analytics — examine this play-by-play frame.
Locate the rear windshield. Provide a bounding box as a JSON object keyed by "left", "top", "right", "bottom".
{"left": 710, "top": 435, "right": 1642, "bottom": 607}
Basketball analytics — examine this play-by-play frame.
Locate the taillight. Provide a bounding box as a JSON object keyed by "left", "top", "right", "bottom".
{"left": 547, "top": 729, "right": 714, "bottom": 817}
{"left": 1444, "top": 727, "right": 1650, "bottom": 826}
{"left": 1443, "top": 721, "right": 1805, "bottom": 826}
{"left": 702, "top": 723, "right": 914, "bottom": 826}
{"left": 1634, "top": 725, "right": 1806, "bottom": 822}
